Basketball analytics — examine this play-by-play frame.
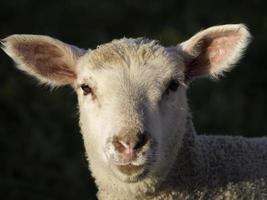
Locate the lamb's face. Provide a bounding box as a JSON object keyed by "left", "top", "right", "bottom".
{"left": 2, "top": 24, "right": 250, "bottom": 184}
{"left": 76, "top": 39, "right": 188, "bottom": 182}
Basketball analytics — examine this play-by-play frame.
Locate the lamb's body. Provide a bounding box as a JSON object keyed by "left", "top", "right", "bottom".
{"left": 162, "top": 119, "right": 267, "bottom": 199}
{"left": 98, "top": 117, "right": 267, "bottom": 200}
{"left": 2, "top": 24, "right": 267, "bottom": 200}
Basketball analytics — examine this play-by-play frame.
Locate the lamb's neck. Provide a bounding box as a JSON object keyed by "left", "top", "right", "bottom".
{"left": 158, "top": 116, "right": 206, "bottom": 193}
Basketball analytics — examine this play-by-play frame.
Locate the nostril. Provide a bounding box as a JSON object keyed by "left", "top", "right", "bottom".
{"left": 134, "top": 133, "right": 149, "bottom": 150}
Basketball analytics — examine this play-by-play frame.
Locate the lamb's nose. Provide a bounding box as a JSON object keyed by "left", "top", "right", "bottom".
{"left": 113, "top": 132, "right": 149, "bottom": 154}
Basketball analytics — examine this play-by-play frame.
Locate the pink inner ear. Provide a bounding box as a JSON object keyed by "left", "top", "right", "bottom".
{"left": 185, "top": 32, "right": 241, "bottom": 79}
{"left": 207, "top": 32, "right": 241, "bottom": 66}
{"left": 14, "top": 41, "right": 76, "bottom": 84}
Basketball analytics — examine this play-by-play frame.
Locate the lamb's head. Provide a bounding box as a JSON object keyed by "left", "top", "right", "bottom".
{"left": 76, "top": 38, "right": 189, "bottom": 182}
{"left": 1, "top": 24, "right": 250, "bottom": 183}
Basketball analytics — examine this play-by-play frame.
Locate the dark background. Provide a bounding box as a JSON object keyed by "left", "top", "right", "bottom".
{"left": 0, "top": 0, "right": 267, "bottom": 199}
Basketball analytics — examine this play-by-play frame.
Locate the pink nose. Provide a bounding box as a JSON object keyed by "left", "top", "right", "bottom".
{"left": 113, "top": 133, "right": 149, "bottom": 161}
{"left": 117, "top": 140, "right": 135, "bottom": 161}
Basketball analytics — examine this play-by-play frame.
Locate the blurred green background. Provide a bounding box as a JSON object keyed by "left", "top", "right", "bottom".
{"left": 0, "top": 0, "right": 267, "bottom": 199}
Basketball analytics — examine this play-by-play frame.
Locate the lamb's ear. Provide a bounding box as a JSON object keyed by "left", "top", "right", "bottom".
{"left": 1, "top": 35, "right": 85, "bottom": 86}
{"left": 179, "top": 24, "right": 251, "bottom": 80}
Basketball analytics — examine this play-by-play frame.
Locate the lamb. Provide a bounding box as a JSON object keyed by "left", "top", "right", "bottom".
{"left": 2, "top": 24, "right": 267, "bottom": 200}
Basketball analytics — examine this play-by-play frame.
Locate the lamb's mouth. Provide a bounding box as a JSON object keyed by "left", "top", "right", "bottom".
{"left": 109, "top": 159, "right": 153, "bottom": 182}
{"left": 112, "top": 163, "right": 150, "bottom": 182}
{"left": 116, "top": 164, "right": 145, "bottom": 175}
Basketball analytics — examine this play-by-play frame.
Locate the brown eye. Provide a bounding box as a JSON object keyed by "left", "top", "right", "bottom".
{"left": 167, "top": 80, "right": 180, "bottom": 92}
{"left": 81, "top": 84, "right": 92, "bottom": 95}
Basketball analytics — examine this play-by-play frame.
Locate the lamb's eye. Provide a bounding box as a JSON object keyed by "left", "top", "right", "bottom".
{"left": 167, "top": 80, "right": 180, "bottom": 92}
{"left": 81, "top": 84, "right": 92, "bottom": 95}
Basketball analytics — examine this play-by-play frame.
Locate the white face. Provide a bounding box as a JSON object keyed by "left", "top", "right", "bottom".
{"left": 75, "top": 44, "right": 188, "bottom": 182}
